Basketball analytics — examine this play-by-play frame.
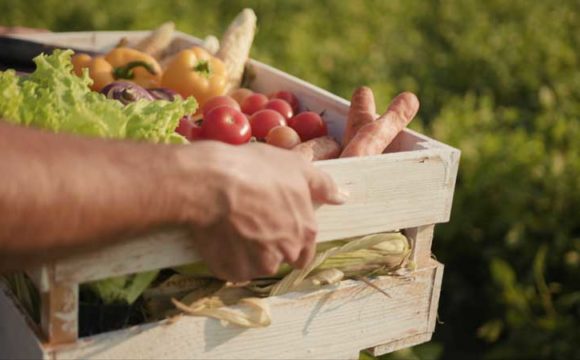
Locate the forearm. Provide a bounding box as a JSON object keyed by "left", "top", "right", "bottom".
{"left": 0, "top": 122, "right": 204, "bottom": 270}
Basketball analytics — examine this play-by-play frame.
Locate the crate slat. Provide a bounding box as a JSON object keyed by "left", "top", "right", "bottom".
{"left": 53, "top": 145, "right": 456, "bottom": 284}
{"left": 50, "top": 261, "right": 443, "bottom": 360}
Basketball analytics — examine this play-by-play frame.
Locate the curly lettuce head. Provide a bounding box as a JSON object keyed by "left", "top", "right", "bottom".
{"left": 0, "top": 50, "right": 197, "bottom": 143}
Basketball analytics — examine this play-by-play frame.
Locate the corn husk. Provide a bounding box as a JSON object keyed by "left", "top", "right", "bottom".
{"left": 1, "top": 273, "right": 40, "bottom": 322}
{"left": 143, "top": 274, "right": 218, "bottom": 320}
{"left": 172, "top": 284, "right": 270, "bottom": 328}
{"left": 270, "top": 232, "right": 409, "bottom": 296}
{"left": 171, "top": 232, "right": 410, "bottom": 328}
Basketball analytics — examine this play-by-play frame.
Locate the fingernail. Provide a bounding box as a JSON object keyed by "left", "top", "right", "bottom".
{"left": 332, "top": 188, "right": 350, "bottom": 204}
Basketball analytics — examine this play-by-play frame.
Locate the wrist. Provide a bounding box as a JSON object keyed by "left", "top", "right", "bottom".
{"left": 168, "top": 141, "right": 231, "bottom": 227}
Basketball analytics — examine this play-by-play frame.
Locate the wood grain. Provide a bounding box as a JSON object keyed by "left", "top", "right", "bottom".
{"left": 406, "top": 225, "right": 436, "bottom": 269}
{"left": 53, "top": 261, "right": 442, "bottom": 360}
{"left": 367, "top": 332, "right": 433, "bottom": 357}
{"left": 0, "top": 281, "right": 47, "bottom": 360}
{"left": 40, "top": 266, "right": 78, "bottom": 344}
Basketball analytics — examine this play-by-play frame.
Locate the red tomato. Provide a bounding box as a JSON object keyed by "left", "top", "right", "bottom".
{"left": 266, "top": 126, "right": 301, "bottom": 149}
{"left": 241, "top": 93, "right": 269, "bottom": 115}
{"left": 265, "top": 99, "right": 293, "bottom": 120}
{"left": 175, "top": 116, "right": 196, "bottom": 141}
{"left": 202, "top": 95, "right": 240, "bottom": 118}
{"left": 249, "top": 109, "right": 287, "bottom": 139}
{"left": 202, "top": 106, "right": 252, "bottom": 145}
{"left": 190, "top": 124, "right": 204, "bottom": 141}
{"left": 229, "top": 88, "right": 253, "bottom": 106}
{"left": 269, "top": 91, "right": 300, "bottom": 113}
{"left": 288, "top": 112, "right": 327, "bottom": 141}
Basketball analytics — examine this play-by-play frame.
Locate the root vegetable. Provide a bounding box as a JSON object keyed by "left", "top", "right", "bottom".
{"left": 133, "top": 21, "right": 175, "bottom": 59}
{"left": 216, "top": 9, "right": 257, "bottom": 93}
{"left": 292, "top": 136, "right": 341, "bottom": 162}
{"left": 342, "top": 86, "right": 376, "bottom": 146}
{"left": 340, "top": 92, "right": 419, "bottom": 158}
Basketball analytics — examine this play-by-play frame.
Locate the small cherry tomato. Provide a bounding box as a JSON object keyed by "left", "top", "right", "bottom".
{"left": 202, "top": 95, "right": 240, "bottom": 118}
{"left": 265, "top": 99, "right": 293, "bottom": 120}
{"left": 288, "top": 111, "right": 327, "bottom": 141}
{"left": 175, "top": 116, "right": 195, "bottom": 140}
{"left": 190, "top": 123, "right": 204, "bottom": 141}
{"left": 249, "top": 109, "right": 287, "bottom": 139}
{"left": 229, "top": 88, "right": 254, "bottom": 106}
{"left": 269, "top": 91, "right": 300, "bottom": 113}
{"left": 266, "top": 126, "right": 301, "bottom": 149}
{"left": 241, "top": 93, "right": 269, "bottom": 115}
{"left": 202, "top": 106, "right": 251, "bottom": 145}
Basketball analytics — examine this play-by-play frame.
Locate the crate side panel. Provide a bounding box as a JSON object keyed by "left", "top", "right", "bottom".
{"left": 54, "top": 148, "right": 454, "bottom": 284}
{"left": 368, "top": 332, "right": 433, "bottom": 357}
{"left": 0, "top": 284, "right": 49, "bottom": 360}
{"left": 55, "top": 263, "right": 440, "bottom": 360}
{"left": 315, "top": 149, "right": 456, "bottom": 241}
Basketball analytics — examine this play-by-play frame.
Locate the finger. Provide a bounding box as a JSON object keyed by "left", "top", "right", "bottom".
{"left": 212, "top": 247, "right": 253, "bottom": 282}
{"left": 294, "top": 241, "right": 316, "bottom": 270}
{"left": 197, "top": 227, "right": 253, "bottom": 282}
{"left": 305, "top": 166, "right": 348, "bottom": 205}
{"left": 253, "top": 247, "right": 283, "bottom": 277}
{"left": 293, "top": 226, "right": 317, "bottom": 269}
{"left": 278, "top": 241, "right": 302, "bottom": 266}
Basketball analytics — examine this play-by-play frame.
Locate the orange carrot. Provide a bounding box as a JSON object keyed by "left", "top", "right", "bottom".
{"left": 342, "top": 86, "right": 376, "bottom": 146}
{"left": 293, "top": 136, "right": 341, "bottom": 162}
{"left": 340, "top": 92, "right": 419, "bottom": 158}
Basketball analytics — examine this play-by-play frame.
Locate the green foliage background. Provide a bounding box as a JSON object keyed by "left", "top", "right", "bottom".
{"left": 1, "top": 0, "right": 579, "bottom": 358}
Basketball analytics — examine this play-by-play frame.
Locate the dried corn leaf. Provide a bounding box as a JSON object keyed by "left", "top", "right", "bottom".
{"left": 172, "top": 295, "right": 270, "bottom": 328}
{"left": 270, "top": 232, "right": 409, "bottom": 296}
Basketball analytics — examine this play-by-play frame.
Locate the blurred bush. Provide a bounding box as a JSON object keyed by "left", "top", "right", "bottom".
{"left": 1, "top": 0, "right": 579, "bottom": 358}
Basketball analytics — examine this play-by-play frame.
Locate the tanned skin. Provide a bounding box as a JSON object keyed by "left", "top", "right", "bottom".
{"left": 0, "top": 121, "right": 346, "bottom": 281}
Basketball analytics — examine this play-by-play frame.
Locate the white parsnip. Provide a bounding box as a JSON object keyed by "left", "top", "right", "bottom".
{"left": 216, "top": 8, "right": 257, "bottom": 93}
{"left": 133, "top": 21, "right": 175, "bottom": 59}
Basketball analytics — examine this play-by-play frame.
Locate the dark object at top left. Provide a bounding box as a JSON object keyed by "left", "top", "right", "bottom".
{"left": 0, "top": 36, "right": 100, "bottom": 72}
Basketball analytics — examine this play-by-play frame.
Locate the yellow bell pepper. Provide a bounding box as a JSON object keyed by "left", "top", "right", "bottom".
{"left": 71, "top": 53, "right": 92, "bottom": 77}
{"left": 71, "top": 48, "right": 162, "bottom": 91}
{"left": 161, "top": 47, "right": 227, "bottom": 107}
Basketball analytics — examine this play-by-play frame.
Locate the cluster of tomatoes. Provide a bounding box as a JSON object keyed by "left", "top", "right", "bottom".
{"left": 176, "top": 89, "right": 328, "bottom": 149}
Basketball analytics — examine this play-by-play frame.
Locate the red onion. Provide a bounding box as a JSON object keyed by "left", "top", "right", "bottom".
{"left": 100, "top": 81, "right": 154, "bottom": 105}
{"left": 148, "top": 88, "right": 180, "bottom": 101}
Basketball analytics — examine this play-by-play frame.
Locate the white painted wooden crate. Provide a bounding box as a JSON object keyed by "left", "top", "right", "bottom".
{"left": 0, "top": 31, "right": 459, "bottom": 359}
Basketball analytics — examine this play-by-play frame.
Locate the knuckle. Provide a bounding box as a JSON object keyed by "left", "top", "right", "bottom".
{"left": 260, "top": 261, "right": 279, "bottom": 276}
{"left": 255, "top": 248, "right": 282, "bottom": 276}
{"left": 303, "top": 223, "right": 318, "bottom": 242}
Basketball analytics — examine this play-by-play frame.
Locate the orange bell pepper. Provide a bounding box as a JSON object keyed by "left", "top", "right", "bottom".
{"left": 161, "top": 47, "right": 227, "bottom": 107}
{"left": 71, "top": 48, "right": 162, "bottom": 91}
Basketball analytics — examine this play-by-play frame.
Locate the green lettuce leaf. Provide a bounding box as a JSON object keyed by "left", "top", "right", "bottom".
{"left": 0, "top": 49, "right": 197, "bottom": 143}
{"left": 84, "top": 270, "right": 160, "bottom": 305}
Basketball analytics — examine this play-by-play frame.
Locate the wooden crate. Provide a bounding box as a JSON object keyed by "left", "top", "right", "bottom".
{"left": 1, "top": 260, "right": 443, "bottom": 360}
{"left": 0, "top": 31, "right": 459, "bottom": 359}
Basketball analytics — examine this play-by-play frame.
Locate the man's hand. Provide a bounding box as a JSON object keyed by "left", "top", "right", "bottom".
{"left": 0, "top": 122, "right": 345, "bottom": 281}
{"left": 175, "top": 142, "right": 346, "bottom": 282}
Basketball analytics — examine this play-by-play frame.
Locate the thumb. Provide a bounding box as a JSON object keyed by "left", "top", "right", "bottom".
{"left": 305, "top": 166, "right": 349, "bottom": 205}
